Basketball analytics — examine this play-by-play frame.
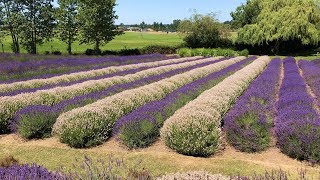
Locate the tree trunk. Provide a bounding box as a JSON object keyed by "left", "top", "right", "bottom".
{"left": 31, "top": 0, "right": 37, "bottom": 54}
{"left": 274, "top": 40, "right": 280, "bottom": 55}
{"left": 4, "top": 0, "right": 20, "bottom": 53}
{"left": 95, "top": 40, "right": 100, "bottom": 51}
{"left": 68, "top": 31, "right": 72, "bottom": 54}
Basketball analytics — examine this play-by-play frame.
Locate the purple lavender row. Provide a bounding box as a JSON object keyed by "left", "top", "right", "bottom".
{"left": 0, "top": 54, "right": 166, "bottom": 74}
{"left": 223, "top": 58, "right": 281, "bottom": 152}
{"left": 0, "top": 54, "right": 170, "bottom": 83}
{"left": 275, "top": 57, "right": 320, "bottom": 163}
{"left": 112, "top": 56, "right": 256, "bottom": 149}
{"left": 0, "top": 57, "right": 203, "bottom": 97}
{"left": 0, "top": 164, "right": 65, "bottom": 180}
{"left": 12, "top": 57, "right": 229, "bottom": 139}
{"left": 299, "top": 60, "right": 320, "bottom": 108}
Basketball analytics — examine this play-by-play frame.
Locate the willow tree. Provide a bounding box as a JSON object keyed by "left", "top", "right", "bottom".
{"left": 237, "top": 0, "right": 320, "bottom": 54}
{"left": 78, "top": 0, "right": 122, "bottom": 52}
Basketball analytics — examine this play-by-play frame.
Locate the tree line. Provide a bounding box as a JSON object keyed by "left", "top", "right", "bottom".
{"left": 118, "top": 20, "right": 181, "bottom": 32}
{"left": 0, "top": 0, "right": 122, "bottom": 54}
{"left": 231, "top": 0, "right": 320, "bottom": 54}
{"left": 176, "top": 0, "right": 320, "bottom": 55}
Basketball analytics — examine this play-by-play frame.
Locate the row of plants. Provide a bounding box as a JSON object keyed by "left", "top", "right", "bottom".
{"left": 275, "top": 58, "right": 320, "bottom": 163}
{"left": 177, "top": 48, "right": 249, "bottom": 57}
{"left": 13, "top": 57, "right": 227, "bottom": 139}
{"left": 223, "top": 58, "right": 282, "bottom": 152}
{"left": 52, "top": 57, "right": 245, "bottom": 148}
{"left": 160, "top": 56, "right": 271, "bottom": 157}
{"left": 0, "top": 54, "right": 170, "bottom": 82}
{"left": 0, "top": 56, "right": 201, "bottom": 96}
{"left": 113, "top": 56, "right": 256, "bottom": 149}
{"left": 0, "top": 56, "right": 220, "bottom": 134}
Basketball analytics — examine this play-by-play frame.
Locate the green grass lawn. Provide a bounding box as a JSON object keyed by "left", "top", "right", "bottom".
{"left": 1, "top": 31, "right": 184, "bottom": 54}
{"left": 1, "top": 137, "right": 319, "bottom": 179}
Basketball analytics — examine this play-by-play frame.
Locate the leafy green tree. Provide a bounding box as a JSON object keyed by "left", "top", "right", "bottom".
{"left": 140, "top": 21, "right": 146, "bottom": 30}
{"left": 152, "top": 22, "right": 159, "bottom": 31}
{"left": 16, "top": 0, "right": 55, "bottom": 54}
{"left": 56, "top": 0, "right": 78, "bottom": 54}
{"left": 78, "top": 0, "right": 123, "bottom": 51}
{"left": 0, "top": 0, "right": 20, "bottom": 53}
{"left": 230, "top": 0, "right": 262, "bottom": 29}
{"left": 179, "top": 13, "right": 231, "bottom": 48}
{"left": 171, "top": 19, "right": 181, "bottom": 32}
{"left": 177, "top": 19, "right": 192, "bottom": 33}
{"left": 237, "top": 0, "right": 320, "bottom": 54}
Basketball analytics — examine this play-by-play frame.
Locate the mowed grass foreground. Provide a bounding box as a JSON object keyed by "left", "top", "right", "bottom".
{"left": 1, "top": 31, "right": 184, "bottom": 54}
{"left": 0, "top": 135, "right": 320, "bottom": 179}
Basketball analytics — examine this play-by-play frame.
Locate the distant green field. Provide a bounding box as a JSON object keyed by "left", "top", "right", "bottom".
{"left": 1, "top": 32, "right": 184, "bottom": 54}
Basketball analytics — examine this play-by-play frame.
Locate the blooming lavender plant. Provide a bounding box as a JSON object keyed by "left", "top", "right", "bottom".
{"left": 0, "top": 56, "right": 200, "bottom": 96}
{"left": 0, "top": 57, "right": 203, "bottom": 97}
{"left": 0, "top": 56, "right": 210, "bottom": 134}
{"left": 12, "top": 57, "right": 228, "bottom": 139}
{"left": 0, "top": 163, "right": 66, "bottom": 180}
{"left": 160, "top": 56, "right": 270, "bottom": 157}
{"left": 113, "top": 56, "right": 256, "bottom": 149}
{"left": 275, "top": 57, "right": 320, "bottom": 163}
{"left": 55, "top": 57, "right": 245, "bottom": 148}
{"left": 223, "top": 59, "right": 282, "bottom": 152}
{"left": 0, "top": 54, "right": 167, "bottom": 77}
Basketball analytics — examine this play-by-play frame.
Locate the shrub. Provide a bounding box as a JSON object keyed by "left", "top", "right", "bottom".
{"left": 118, "top": 48, "right": 141, "bottom": 56}
{"left": 52, "top": 51, "right": 62, "bottom": 55}
{"left": 177, "top": 48, "right": 191, "bottom": 57}
{"left": 101, "top": 50, "right": 118, "bottom": 55}
{"left": 216, "top": 48, "right": 236, "bottom": 57}
{"left": 141, "top": 45, "right": 177, "bottom": 54}
{"left": 226, "top": 112, "right": 272, "bottom": 152}
{"left": 238, "top": 49, "right": 250, "bottom": 57}
{"left": 191, "top": 48, "right": 203, "bottom": 56}
{"left": 85, "top": 48, "right": 101, "bottom": 55}
{"left": 16, "top": 110, "right": 58, "bottom": 139}
{"left": 44, "top": 51, "right": 50, "bottom": 55}
{"left": 201, "top": 48, "right": 212, "bottom": 57}
{"left": 165, "top": 121, "right": 221, "bottom": 157}
{"left": 118, "top": 120, "right": 159, "bottom": 149}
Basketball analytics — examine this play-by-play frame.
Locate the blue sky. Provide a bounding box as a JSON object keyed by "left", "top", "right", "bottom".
{"left": 54, "top": 0, "right": 247, "bottom": 24}
{"left": 115, "top": 0, "right": 246, "bottom": 24}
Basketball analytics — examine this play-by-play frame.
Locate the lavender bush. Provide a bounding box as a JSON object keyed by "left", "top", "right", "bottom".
{"left": 113, "top": 56, "right": 256, "bottom": 149}
{"left": 223, "top": 59, "right": 281, "bottom": 152}
{"left": 12, "top": 57, "right": 228, "bottom": 140}
{"left": 275, "top": 57, "right": 320, "bottom": 163}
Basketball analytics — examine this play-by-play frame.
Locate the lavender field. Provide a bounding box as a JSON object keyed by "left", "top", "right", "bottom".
{"left": 0, "top": 54, "right": 320, "bottom": 179}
